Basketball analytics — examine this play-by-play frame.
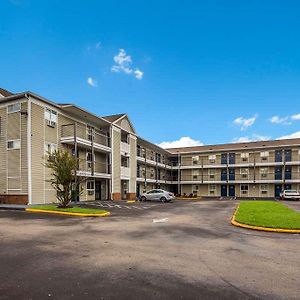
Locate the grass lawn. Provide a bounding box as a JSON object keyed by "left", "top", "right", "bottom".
{"left": 235, "top": 201, "right": 300, "bottom": 229}
{"left": 29, "top": 205, "right": 108, "bottom": 215}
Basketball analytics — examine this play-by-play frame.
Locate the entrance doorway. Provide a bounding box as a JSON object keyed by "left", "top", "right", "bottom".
{"left": 274, "top": 184, "right": 282, "bottom": 198}
{"left": 95, "top": 181, "right": 101, "bottom": 200}
{"left": 221, "top": 185, "right": 227, "bottom": 197}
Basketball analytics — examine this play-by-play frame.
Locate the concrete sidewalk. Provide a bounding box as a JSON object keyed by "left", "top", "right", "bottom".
{"left": 0, "top": 204, "right": 27, "bottom": 210}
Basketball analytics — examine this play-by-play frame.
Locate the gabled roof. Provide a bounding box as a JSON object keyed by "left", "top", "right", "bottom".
{"left": 102, "top": 113, "right": 127, "bottom": 123}
{"left": 0, "top": 88, "right": 14, "bottom": 97}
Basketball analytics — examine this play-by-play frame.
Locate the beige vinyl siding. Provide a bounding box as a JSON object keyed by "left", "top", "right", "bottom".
{"left": 112, "top": 128, "right": 121, "bottom": 193}
{"left": 31, "top": 103, "right": 45, "bottom": 204}
{"left": 7, "top": 108, "right": 21, "bottom": 193}
{"left": 0, "top": 108, "right": 7, "bottom": 193}
{"left": 21, "top": 102, "right": 28, "bottom": 193}
{"left": 129, "top": 135, "right": 137, "bottom": 193}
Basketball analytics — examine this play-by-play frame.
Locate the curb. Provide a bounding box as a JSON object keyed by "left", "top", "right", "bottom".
{"left": 26, "top": 208, "right": 111, "bottom": 217}
{"left": 176, "top": 198, "right": 200, "bottom": 201}
{"left": 231, "top": 204, "right": 300, "bottom": 234}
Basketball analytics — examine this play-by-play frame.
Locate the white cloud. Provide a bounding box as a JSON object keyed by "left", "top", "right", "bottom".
{"left": 134, "top": 69, "right": 143, "bottom": 80}
{"left": 277, "top": 131, "right": 300, "bottom": 140}
{"left": 158, "top": 137, "right": 204, "bottom": 149}
{"left": 270, "top": 116, "right": 290, "bottom": 125}
{"left": 233, "top": 115, "right": 257, "bottom": 131}
{"left": 87, "top": 77, "right": 98, "bottom": 87}
{"left": 291, "top": 113, "right": 300, "bottom": 120}
{"left": 111, "top": 49, "right": 143, "bottom": 80}
{"left": 232, "top": 134, "right": 271, "bottom": 143}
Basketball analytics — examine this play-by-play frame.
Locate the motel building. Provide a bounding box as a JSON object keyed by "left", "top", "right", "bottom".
{"left": 0, "top": 87, "right": 300, "bottom": 205}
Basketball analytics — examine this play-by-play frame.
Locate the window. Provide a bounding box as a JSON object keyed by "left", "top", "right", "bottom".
{"left": 260, "top": 151, "right": 269, "bottom": 161}
{"left": 45, "top": 108, "right": 57, "bottom": 124}
{"left": 209, "top": 184, "right": 216, "bottom": 194}
{"left": 241, "top": 152, "right": 249, "bottom": 162}
{"left": 192, "top": 156, "right": 199, "bottom": 165}
{"left": 193, "top": 169, "right": 199, "bottom": 180}
{"left": 241, "top": 168, "right": 249, "bottom": 179}
{"left": 7, "top": 103, "right": 21, "bottom": 113}
{"left": 87, "top": 180, "right": 95, "bottom": 195}
{"left": 87, "top": 126, "right": 94, "bottom": 141}
{"left": 260, "top": 184, "right": 269, "bottom": 195}
{"left": 240, "top": 184, "right": 249, "bottom": 195}
{"left": 44, "top": 143, "right": 57, "bottom": 154}
{"left": 7, "top": 140, "right": 20, "bottom": 150}
{"left": 208, "top": 169, "right": 215, "bottom": 179}
{"left": 260, "top": 167, "right": 268, "bottom": 178}
{"left": 209, "top": 154, "right": 216, "bottom": 163}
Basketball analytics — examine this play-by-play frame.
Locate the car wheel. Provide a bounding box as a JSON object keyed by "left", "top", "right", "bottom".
{"left": 160, "top": 196, "right": 167, "bottom": 203}
{"left": 141, "top": 196, "right": 146, "bottom": 202}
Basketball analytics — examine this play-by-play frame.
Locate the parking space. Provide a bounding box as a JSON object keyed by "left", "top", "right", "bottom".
{"left": 1, "top": 199, "right": 300, "bottom": 299}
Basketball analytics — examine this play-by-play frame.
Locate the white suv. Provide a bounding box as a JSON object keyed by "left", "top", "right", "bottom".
{"left": 280, "top": 190, "right": 300, "bottom": 201}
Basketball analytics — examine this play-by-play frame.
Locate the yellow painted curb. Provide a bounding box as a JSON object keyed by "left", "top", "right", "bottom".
{"left": 126, "top": 200, "right": 136, "bottom": 203}
{"left": 231, "top": 204, "right": 300, "bottom": 234}
{"left": 26, "top": 208, "right": 110, "bottom": 217}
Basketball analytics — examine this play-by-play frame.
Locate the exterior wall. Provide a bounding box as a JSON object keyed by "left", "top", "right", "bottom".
{"left": 0, "top": 107, "right": 7, "bottom": 194}
{"left": 112, "top": 126, "right": 121, "bottom": 200}
{"left": 128, "top": 135, "right": 137, "bottom": 199}
{"left": 31, "top": 102, "right": 46, "bottom": 204}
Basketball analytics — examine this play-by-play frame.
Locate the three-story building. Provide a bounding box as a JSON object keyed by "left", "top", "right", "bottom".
{"left": 0, "top": 87, "right": 300, "bottom": 204}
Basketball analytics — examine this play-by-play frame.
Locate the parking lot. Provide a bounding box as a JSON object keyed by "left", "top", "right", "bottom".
{"left": 1, "top": 199, "right": 300, "bottom": 299}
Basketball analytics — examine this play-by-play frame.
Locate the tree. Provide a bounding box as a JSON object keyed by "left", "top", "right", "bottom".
{"left": 45, "top": 149, "right": 83, "bottom": 208}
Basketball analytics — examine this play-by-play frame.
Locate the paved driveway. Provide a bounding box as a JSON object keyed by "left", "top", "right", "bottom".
{"left": 0, "top": 200, "right": 299, "bottom": 299}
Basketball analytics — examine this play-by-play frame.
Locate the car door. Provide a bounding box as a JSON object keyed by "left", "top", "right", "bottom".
{"left": 155, "top": 190, "right": 164, "bottom": 201}
{"left": 147, "top": 190, "right": 155, "bottom": 201}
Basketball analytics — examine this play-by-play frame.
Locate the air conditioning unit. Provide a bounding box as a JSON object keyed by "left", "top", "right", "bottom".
{"left": 242, "top": 174, "right": 248, "bottom": 178}
{"left": 88, "top": 190, "right": 94, "bottom": 196}
{"left": 47, "top": 120, "right": 56, "bottom": 128}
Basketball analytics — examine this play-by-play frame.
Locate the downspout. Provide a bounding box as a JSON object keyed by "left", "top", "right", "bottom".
{"left": 25, "top": 93, "right": 32, "bottom": 205}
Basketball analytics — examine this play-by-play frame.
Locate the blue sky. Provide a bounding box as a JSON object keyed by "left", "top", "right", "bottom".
{"left": 1, "top": 0, "right": 300, "bottom": 148}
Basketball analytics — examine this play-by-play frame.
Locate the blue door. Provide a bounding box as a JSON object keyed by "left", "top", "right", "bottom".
{"left": 221, "top": 168, "right": 227, "bottom": 181}
{"left": 285, "top": 166, "right": 292, "bottom": 180}
{"left": 275, "top": 184, "right": 282, "bottom": 197}
{"left": 221, "top": 153, "right": 227, "bottom": 165}
{"left": 284, "top": 150, "right": 292, "bottom": 162}
{"left": 229, "top": 153, "right": 235, "bottom": 164}
{"left": 275, "top": 150, "right": 282, "bottom": 162}
{"left": 229, "top": 185, "right": 235, "bottom": 197}
{"left": 228, "top": 168, "right": 235, "bottom": 181}
{"left": 275, "top": 166, "right": 283, "bottom": 180}
{"left": 221, "top": 185, "right": 227, "bottom": 197}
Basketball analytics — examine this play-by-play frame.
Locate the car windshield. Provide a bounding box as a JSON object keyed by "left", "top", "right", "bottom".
{"left": 285, "top": 190, "right": 298, "bottom": 193}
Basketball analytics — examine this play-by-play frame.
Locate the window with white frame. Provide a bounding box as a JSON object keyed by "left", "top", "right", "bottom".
{"left": 86, "top": 125, "right": 95, "bottom": 141}
{"left": 44, "top": 143, "right": 57, "bottom": 154}
{"left": 7, "top": 103, "right": 21, "bottom": 113}
{"left": 240, "top": 168, "right": 249, "bottom": 179}
{"left": 240, "top": 152, "right": 249, "bottom": 162}
{"left": 208, "top": 168, "right": 215, "bottom": 179}
{"left": 240, "top": 184, "right": 249, "bottom": 195}
{"left": 260, "top": 184, "right": 269, "bottom": 195}
{"left": 86, "top": 180, "right": 95, "bottom": 195}
{"left": 209, "top": 184, "right": 216, "bottom": 194}
{"left": 192, "top": 156, "right": 199, "bottom": 165}
{"left": 87, "top": 151, "right": 94, "bottom": 168}
{"left": 44, "top": 108, "right": 57, "bottom": 125}
{"left": 7, "top": 140, "right": 20, "bottom": 150}
{"left": 209, "top": 154, "right": 216, "bottom": 163}
{"left": 260, "top": 151, "right": 269, "bottom": 161}
{"left": 193, "top": 169, "right": 200, "bottom": 180}
{"left": 260, "top": 167, "right": 268, "bottom": 178}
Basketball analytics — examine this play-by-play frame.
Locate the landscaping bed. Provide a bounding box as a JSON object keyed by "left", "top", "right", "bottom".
{"left": 234, "top": 201, "right": 300, "bottom": 230}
